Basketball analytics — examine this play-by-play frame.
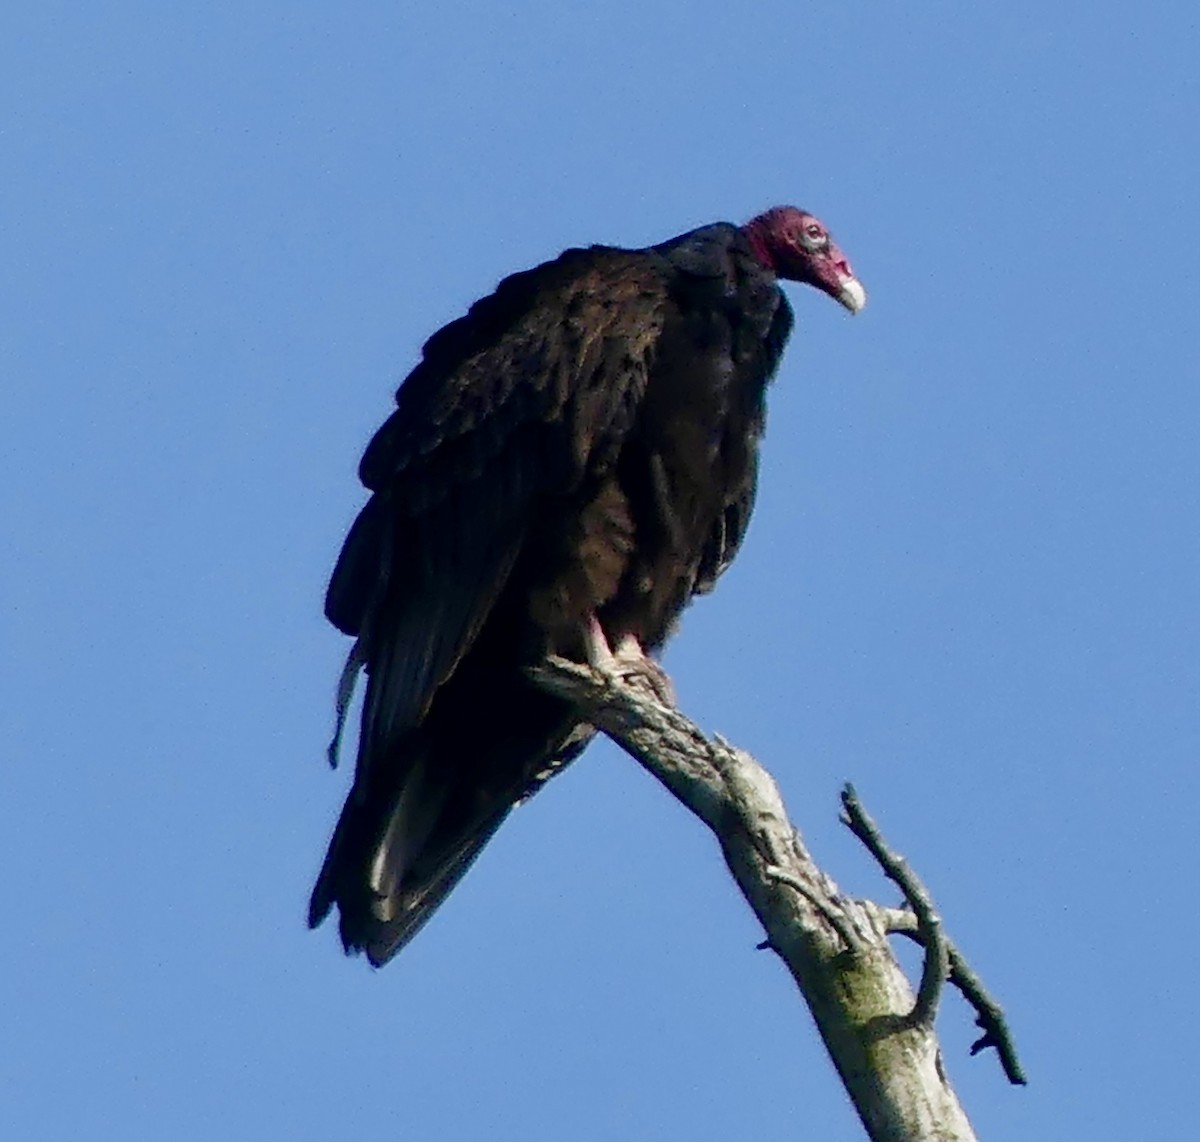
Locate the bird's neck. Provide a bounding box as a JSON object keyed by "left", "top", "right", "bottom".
{"left": 742, "top": 217, "right": 776, "bottom": 274}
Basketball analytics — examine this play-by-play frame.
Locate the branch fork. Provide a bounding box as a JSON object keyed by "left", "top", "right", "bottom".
{"left": 529, "top": 653, "right": 1025, "bottom": 1142}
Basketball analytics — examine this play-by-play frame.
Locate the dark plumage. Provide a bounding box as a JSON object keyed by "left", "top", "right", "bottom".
{"left": 310, "top": 206, "right": 865, "bottom": 966}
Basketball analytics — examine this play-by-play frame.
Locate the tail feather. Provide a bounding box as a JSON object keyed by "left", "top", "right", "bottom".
{"left": 308, "top": 731, "right": 517, "bottom": 965}
{"left": 365, "top": 745, "right": 450, "bottom": 916}
{"left": 309, "top": 666, "right": 592, "bottom": 965}
{"left": 309, "top": 784, "right": 515, "bottom": 965}
{"left": 360, "top": 805, "right": 514, "bottom": 966}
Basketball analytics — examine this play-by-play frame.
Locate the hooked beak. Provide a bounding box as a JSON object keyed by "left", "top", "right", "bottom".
{"left": 836, "top": 277, "right": 867, "bottom": 314}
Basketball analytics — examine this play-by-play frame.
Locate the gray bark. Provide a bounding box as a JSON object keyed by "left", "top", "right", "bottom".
{"left": 530, "top": 656, "right": 1023, "bottom": 1142}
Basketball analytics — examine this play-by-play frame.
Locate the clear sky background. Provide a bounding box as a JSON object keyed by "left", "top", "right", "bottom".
{"left": 3, "top": 4, "right": 1196, "bottom": 1138}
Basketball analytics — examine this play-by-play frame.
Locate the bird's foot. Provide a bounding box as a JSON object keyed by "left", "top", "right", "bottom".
{"left": 613, "top": 633, "right": 676, "bottom": 706}
{"left": 584, "top": 617, "right": 675, "bottom": 706}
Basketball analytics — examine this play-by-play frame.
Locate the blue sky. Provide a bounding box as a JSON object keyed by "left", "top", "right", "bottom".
{"left": 3, "top": 3, "right": 1196, "bottom": 1138}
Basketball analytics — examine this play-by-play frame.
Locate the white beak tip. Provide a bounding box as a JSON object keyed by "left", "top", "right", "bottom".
{"left": 837, "top": 278, "right": 867, "bottom": 314}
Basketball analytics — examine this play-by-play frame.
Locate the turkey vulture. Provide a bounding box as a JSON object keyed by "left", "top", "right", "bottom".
{"left": 310, "top": 206, "right": 865, "bottom": 965}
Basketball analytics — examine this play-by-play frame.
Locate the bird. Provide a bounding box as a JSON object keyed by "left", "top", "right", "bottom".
{"left": 309, "top": 206, "right": 865, "bottom": 966}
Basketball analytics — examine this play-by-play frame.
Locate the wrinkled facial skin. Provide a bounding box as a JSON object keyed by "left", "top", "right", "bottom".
{"left": 748, "top": 207, "right": 866, "bottom": 313}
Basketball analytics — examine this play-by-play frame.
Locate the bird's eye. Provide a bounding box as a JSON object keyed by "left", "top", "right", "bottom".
{"left": 799, "top": 224, "right": 828, "bottom": 252}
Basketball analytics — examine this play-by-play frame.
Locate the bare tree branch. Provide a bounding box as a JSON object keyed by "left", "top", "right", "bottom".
{"left": 763, "top": 864, "right": 864, "bottom": 951}
{"left": 529, "top": 654, "right": 1024, "bottom": 1141}
{"left": 840, "top": 784, "right": 950, "bottom": 1029}
{"left": 871, "top": 905, "right": 1028, "bottom": 1087}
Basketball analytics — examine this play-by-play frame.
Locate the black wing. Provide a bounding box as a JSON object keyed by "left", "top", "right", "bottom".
{"left": 310, "top": 250, "right": 670, "bottom": 943}
{"left": 325, "top": 250, "right": 669, "bottom": 758}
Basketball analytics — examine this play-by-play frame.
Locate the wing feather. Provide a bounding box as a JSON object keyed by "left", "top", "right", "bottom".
{"left": 694, "top": 291, "right": 794, "bottom": 593}
{"left": 326, "top": 250, "right": 668, "bottom": 783}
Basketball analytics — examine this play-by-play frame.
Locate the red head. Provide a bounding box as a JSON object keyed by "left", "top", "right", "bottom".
{"left": 744, "top": 206, "right": 866, "bottom": 313}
